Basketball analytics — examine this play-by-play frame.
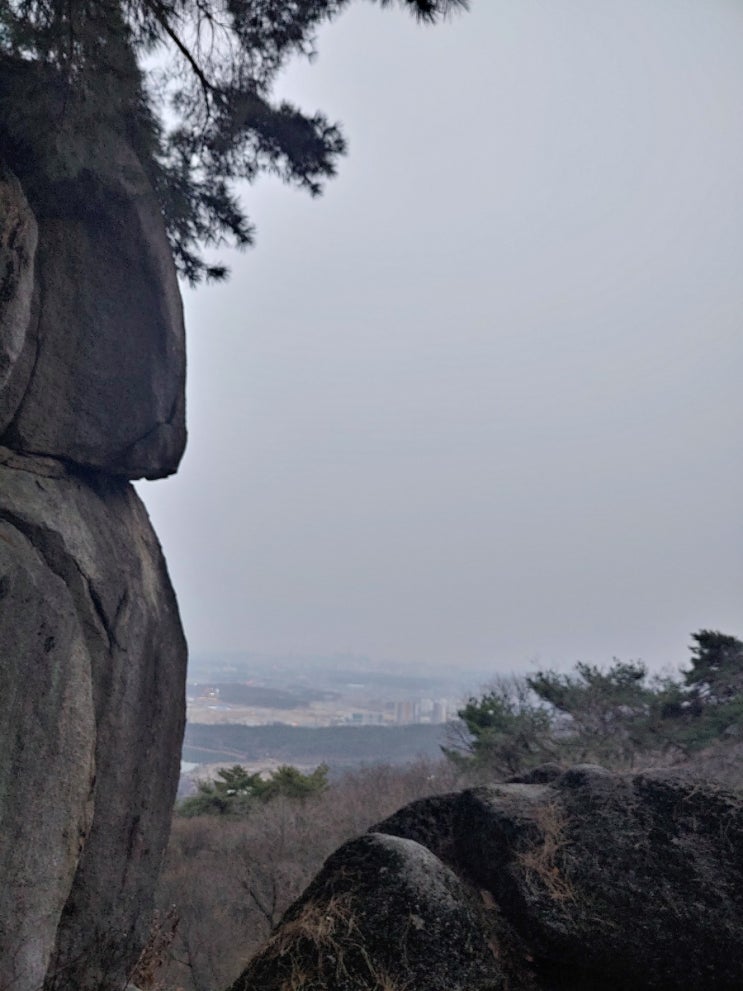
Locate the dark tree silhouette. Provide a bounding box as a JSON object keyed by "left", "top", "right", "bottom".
{"left": 0, "top": 0, "right": 467, "bottom": 281}
{"left": 685, "top": 629, "right": 743, "bottom": 702}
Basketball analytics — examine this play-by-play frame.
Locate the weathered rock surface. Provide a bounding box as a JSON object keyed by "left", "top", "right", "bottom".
{"left": 230, "top": 832, "right": 506, "bottom": 991}
{"left": 0, "top": 450, "right": 187, "bottom": 991}
{"left": 230, "top": 766, "right": 743, "bottom": 991}
{"left": 0, "top": 510, "right": 95, "bottom": 991}
{"left": 0, "top": 163, "right": 37, "bottom": 434}
{"left": 0, "top": 116, "right": 186, "bottom": 479}
{"left": 0, "top": 57, "right": 189, "bottom": 991}
{"left": 455, "top": 765, "right": 743, "bottom": 989}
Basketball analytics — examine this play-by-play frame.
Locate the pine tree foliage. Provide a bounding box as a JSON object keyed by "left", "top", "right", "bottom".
{"left": 685, "top": 629, "right": 743, "bottom": 702}
{"left": 444, "top": 675, "right": 556, "bottom": 777}
{"left": 450, "top": 630, "right": 743, "bottom": 776}
{"left": 0, "top": 0, "right": 467, "bottom": 281}
{"left": 178, "top": 762, "right": 329, "bottom": 816}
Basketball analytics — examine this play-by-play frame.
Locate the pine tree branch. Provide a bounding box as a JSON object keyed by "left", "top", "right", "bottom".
{"left": 142, "top": 0, "right": 214, "bottom": 108}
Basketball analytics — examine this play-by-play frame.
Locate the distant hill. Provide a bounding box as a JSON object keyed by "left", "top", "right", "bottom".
{"left": 182, "top": 722, "right": 447, "bottom": 769}
{"left": 191, "top": 683, "right": 339, "bottom": 709}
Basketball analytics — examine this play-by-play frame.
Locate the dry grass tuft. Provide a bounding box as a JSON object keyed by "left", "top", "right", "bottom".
{"left": 517, "top": 801, "right": 575, "bottom": 903}
{"left": 251, "top": 892, "right": 410, "bottom": 991}
{"left": 128, "top": 907, "right": 182, "bottom": 991}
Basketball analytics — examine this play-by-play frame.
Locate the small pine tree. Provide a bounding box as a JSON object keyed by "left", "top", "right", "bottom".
{"left": 445, "top": 676, "right": 556, "bottom": 777}
{"left": 684, "top": 630, "right": 743, "bottom": 703}
{"left": 658, "top": 630, "right": 743, "bottom": 752}
{"left": 527, "top": 660, "right": 659, "bottom": 767}
{"left": 178, "top": 763, "right": 328, "bottom": 817}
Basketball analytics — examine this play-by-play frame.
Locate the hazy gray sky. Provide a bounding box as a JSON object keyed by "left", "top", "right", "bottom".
{"left": 138, "top": 0, "right": 743, "bottom": 675}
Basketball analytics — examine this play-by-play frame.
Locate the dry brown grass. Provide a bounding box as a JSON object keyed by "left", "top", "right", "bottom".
{"left": 156, "top": 760, "right": 461, "bottom": 990}
{"left": 128, "top": 907, "right": 182, "bottom": 991}
{"left": 517, "top": 801, "right": 575, "bottom": 903}
{"left": 247, "top": 892, "right": 410, "bottom": 991}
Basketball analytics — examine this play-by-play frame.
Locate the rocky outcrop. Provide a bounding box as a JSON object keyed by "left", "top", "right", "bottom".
{"left": 0, "top": 70, "right": 188, "bottom": 991}
{"left": 0, "top": 492, "right": 95, "bottom": 991}
{"left": 0, "top": 71, "right": 186, "bottom": 480}
{"left": 0, "top": 450, "right": 187, "bottom": 991}
{"left": 236, "top": 832, "right": 505, "bottom": 991}
{"left": 230, "top": 766, "right": 743, "bottom": 991}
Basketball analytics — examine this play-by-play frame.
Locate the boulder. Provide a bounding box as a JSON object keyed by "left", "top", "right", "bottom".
{"left": 228, "top": 766, "right": 743, "bottom": 991}
{"left": 453, "top": 766, "right": 743, "bottom": 988}
{"left": 0, "top": 449, "right": 187, "bottom": 990}
{"left": 0, "top": 75, "right": 186, "bottom": 479}
{"left": 230, "top": 832, "right": 511, "bottom": 991}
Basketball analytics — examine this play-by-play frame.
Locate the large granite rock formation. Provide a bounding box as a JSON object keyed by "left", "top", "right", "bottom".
{"left": 0, "top": 449, "right": 187, "bottom": 991}
{"left": 0, "top": 486, "right": 96, "bottom": 991}
{"left": 0, "top": 76, "right": 188, "bottom": 990}
{"left": 0, "top": 70, "right": 186, "bottom": 480}
{"left": 229, "top": 766, "right": 743, "bottom": 991}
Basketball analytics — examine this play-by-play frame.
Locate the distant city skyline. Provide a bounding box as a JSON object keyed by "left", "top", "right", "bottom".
{"left": 138, "top": 0, "right": 743, "bottom": 676}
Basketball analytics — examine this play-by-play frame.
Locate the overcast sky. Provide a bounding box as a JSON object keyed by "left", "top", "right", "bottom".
{"left": 138, "top": 0, "right": 743, "bottom": 677}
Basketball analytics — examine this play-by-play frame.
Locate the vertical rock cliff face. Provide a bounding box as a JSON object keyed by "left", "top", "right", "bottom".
{"left": 0, "top": 130, "right": 188, "bottom": 991}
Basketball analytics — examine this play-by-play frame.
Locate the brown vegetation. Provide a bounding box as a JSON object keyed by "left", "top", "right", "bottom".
{"left": 147, "top": 760, "right": 461, "bottom": 991}
{"left": 516, "top": 801, "right": 575, "bottom": 904}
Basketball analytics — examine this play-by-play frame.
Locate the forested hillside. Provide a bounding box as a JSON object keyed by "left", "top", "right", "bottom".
{"left": 182, "top": 722, "right": 445, "bottom": 768}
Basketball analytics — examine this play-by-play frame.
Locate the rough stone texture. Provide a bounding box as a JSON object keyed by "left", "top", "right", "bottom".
{"left": 0, "top": 450, "right": 187, "bottom": 990}
{"left": 0, "top": 135, "right": 186, "bottom": 479}
{"left": 0, "top": 58, "right": 189, "bottom": 991}
{"left": 228, "top": 766, "right": 743, "bottom": 991}
{"left": 0, "top": 514, "right": 95, "bottom": 991}
{"left": 0, "top": 163, "right": 38, "bottom": 434}
{"left": 459, "top": 765, "right": 743, "bottom": 990}
{"left": 230, "top": 832, "right": 508, "bottom": 991}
